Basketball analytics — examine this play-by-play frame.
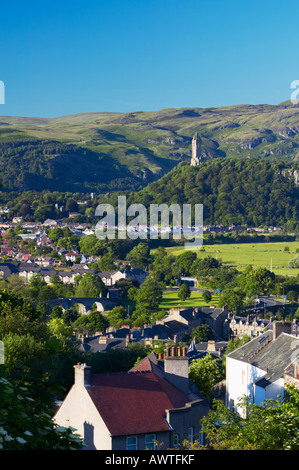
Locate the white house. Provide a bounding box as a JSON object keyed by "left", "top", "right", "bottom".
{"left": 65, "top": 252, "right": 78, "bottom": 262}
{"left": 98, "top": 272, "right": 115, "bottom": 286}
{"left": 226, "top": 321, "right": 299, "bottom": 417}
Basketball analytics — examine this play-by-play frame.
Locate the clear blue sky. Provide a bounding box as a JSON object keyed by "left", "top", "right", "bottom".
{"left": 0, "top": 0, "right": 299, "bottom": 117}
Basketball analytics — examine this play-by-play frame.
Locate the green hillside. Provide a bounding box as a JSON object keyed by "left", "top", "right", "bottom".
{"left": 1, "top": 100, "right": 299, "bottom": 193}
{"left": 125, "top": 158, "right": 299, "bottom": 228}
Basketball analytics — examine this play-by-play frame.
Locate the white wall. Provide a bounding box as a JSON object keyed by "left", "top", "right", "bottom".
{"left": 111, "top": 271, "right": 125, "bottom": 285}
{"left": 254, "top": 378, "right": 284, "bottom": 405}
{"left": 53, "top": 383, "right": 112, "bottom": 450}
{"left": 226, "top": 356, "right": 286, "bottom": 416}
{"left": 226, "top": 357, "right": 266, "bottom": 416}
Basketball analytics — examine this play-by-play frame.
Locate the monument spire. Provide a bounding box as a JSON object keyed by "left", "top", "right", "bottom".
{"left": 190, "top": 132, "right": 202, "bottom": 166}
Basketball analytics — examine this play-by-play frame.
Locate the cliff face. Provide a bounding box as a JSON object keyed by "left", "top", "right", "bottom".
{"left": 280, "top": 169, "right": 299, "bottom": 186}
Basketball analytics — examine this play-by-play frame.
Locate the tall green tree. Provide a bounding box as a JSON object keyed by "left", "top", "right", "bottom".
{"left": 134, "top": 277, "right": 164, "bottom": 311}
{"left": 107, "top": 306, "right": 128, "bottom": 329}
{"left": 189, "top": 354, "right": 225, "bottom": 398}
{"left": 178, "top": 283, "right": 191, "bottom": 302}
{"left": 201, "top": 386, "right": 299, "bottom": 450}
{"left": 191, "top": 324, "right": 214, "bottom": 342}
{"left": 238, "top": 266, "right": 275, "bottom": 296}
{"left": 218, "top": 285, "right": 246, "bottom": 313}
{"left": 74, "top": 272, "right": 107, "bottom": 298}
{"left": 126, "top": 242, "right": 152, "bottom": 270}
{"left": 0, "top": 372, "right": 83, "bottom": 450}
{"left": 202, "top": 290, "right": 212, "bottom": 303}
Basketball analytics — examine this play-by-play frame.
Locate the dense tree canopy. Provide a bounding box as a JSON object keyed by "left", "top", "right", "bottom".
{"left": 126, "top": 158, "right": 299, "bottom": 228}
{"left": 201, "top": 386, "right": 299, "bottom": 450}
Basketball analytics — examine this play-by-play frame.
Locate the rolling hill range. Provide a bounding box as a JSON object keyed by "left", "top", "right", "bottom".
{"left": 1, "top": 100, "right": 299, "bottom": 193}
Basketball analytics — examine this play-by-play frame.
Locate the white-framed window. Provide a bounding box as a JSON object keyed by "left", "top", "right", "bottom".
{"left": 188, "top": 427, "right": 194, "bottom": 443}
{"left": 145, "top": 434, "right": 156, "bottom": 450}
{"left": 126, "top": 436, "right": 138, "bottom": 450}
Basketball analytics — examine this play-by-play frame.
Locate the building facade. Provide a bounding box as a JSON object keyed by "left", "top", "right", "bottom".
{"left": 53, "top": 349, "right": 209, "bottom": 450}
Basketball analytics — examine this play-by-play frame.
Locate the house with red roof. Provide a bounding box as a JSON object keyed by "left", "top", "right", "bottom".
{"left": 53, "top": 348, "right": 209, "bottom": 450}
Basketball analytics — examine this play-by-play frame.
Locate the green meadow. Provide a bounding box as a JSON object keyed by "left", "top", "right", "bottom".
{"left": 164, "top": 241, "right": 299, "bottom": 277}
{"left": 159, "top": 290, "right": 220, "bottom": 311}
{"left": 157, "top": 241, "right": 299, "bottom": 311}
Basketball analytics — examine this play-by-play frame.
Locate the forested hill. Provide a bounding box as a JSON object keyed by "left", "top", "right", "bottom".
{"left": 0, "top": 138, "right": 141, "bottom": 193}
{"left": 125, "top": 158, "right": 299, "bottom": 228}
{"left": 1, "top": 100, "right": 299, "bottom": 193}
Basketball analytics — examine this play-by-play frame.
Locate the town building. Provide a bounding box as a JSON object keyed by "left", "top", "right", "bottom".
{"left": 224, "top": 313, "right": 271, "bottom": 339}
{"left": 225, "top": 321, "right": 299, "bottom": 417}
{"left": 53, "top": 349, "right": 209, "bottom": 450}
{"left": 161, "top": 305, "right": 228, "bottom": 342}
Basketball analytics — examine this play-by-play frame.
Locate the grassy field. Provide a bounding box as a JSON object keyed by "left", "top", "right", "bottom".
{"left": 163, "top": 240, "right": 299, "bottom": 277}
{"left": 156, "top": 240, "right": 299, "bottom": 312}
{"left": 159, "top": 290, "right": 220, "bottom": 311}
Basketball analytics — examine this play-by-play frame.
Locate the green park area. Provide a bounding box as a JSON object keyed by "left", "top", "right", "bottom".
{"left": 156, "top": 240, "right": 299, "bottom": 311}
{"left": 164, "top": 241, "right": 299, "bottom": 277}
{"left": 159, "top": 289, "right": 220, "bottom": 311}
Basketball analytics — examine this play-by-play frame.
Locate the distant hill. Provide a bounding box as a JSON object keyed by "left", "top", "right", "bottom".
{"left": 1, "top": 101, "right": 299, "bottom": 192}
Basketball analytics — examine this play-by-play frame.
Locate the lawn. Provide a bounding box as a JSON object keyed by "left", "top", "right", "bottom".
{"left": 162, "top": 241, "right": 299, "bottom": 277}
{"left": 159, "top": 289, "right": 220, "bottom": 311}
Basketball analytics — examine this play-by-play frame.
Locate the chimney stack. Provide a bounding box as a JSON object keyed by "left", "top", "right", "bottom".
{"left": 164, "top": 346, "right": 189, "bottom": 394}
{"left": 207, "top": 340, "right": 216, "bottom": 352}
{"left": 273, "top": 321, "right": 292, "bottom": 340}
{"left": 74, "top": 363, "right": 91, "bottom": 387}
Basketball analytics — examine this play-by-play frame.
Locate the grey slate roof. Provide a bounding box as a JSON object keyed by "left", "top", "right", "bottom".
{"left": 0, "top": 262, "right": 20, "bottom": 278}
{"left": 227, "top": 331, "right": 299, "bottom": 386}
{"left": 79, "top": 336, "right": 128, "bottom": 353}
{"left": 198, "top": 307, "right": 226, "bottom": 319}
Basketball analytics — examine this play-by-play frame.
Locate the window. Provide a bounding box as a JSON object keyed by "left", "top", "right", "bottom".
{"left": 188, "top": 427, "right": 194, "bottom": 444}
{"left": 145, "top": 434, "right": 156, "bottom": 450}
{"left": 199, "top": 426, "right": 205, "bottom": 446}
{"left": 126, "top": 436, "right": 138, "bottom": 450}
{"left": 173, "top": 433, "right": 180, "bottom": 447}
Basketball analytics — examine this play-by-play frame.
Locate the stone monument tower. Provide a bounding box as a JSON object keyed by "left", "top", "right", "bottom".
{"left": 190, "top": 132, "right": 202, "bottom": 166}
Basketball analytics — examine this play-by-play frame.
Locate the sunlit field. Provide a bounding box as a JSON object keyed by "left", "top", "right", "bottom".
{"left": 163, "top": 241, "right": 299, "bottom": 277}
